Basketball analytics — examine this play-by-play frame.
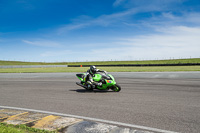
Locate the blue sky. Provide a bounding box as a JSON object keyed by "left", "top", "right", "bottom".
{"left": 0, "top": 0, "right": 200, "bottom": 62}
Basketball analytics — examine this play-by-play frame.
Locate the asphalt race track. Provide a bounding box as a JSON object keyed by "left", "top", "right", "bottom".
{"left": 0, "top": 72, "right": 200, "bottom": 133}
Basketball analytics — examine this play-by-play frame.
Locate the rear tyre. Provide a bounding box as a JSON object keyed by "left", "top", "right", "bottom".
{"left": 112, "top": 84, "right": 121, "bottom": 92}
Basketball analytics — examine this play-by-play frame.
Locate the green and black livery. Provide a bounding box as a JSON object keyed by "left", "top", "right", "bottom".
{"left": 76, "top": 72, "right": 121, "bottom": 92}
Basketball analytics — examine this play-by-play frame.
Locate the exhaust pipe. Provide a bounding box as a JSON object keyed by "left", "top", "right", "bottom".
{"left": 76, "top": 82, "right": 87, "bottom": 89}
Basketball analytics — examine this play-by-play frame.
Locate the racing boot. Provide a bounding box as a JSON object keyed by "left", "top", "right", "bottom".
{"left": 87, "top": 84, "right": 94, "bottom": 91}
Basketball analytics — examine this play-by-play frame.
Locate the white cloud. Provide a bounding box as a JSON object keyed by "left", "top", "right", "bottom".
{"left": 23, "top": 40, "right": 63, "bottom": 47}
{"left": 57, "top": 0, "right": 189, "bottom": 34}
{"left": 40, "top": 50, "right": 72, "bottom": 57}
{"left": 140, "top": 12, "right": 200, "bottom": 28}
{"left": 124, "top": 0, "right": 184, "bottom": 8}
{"left": 86, "top": 26, "right": 200, "bottom": 61}
{"left": 113, "top": 0, "right": 125, "bottom": 7}
{"left": 57, "top": 4, "right": 164, "bottom": 33}
{"left": 120, "top": 26, "right": 200, "bottom": 47}
{"left": 57, "top": 0, "right": 198, "bottom": 35}
{"left": 184, "top": 12, "right": 200, "bottom": 24}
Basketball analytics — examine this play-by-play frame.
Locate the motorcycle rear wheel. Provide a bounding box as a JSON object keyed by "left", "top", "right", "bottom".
{"left": 112, "top": 84, "right": 121, "bottom": 92}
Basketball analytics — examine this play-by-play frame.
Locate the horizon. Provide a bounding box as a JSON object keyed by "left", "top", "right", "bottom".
{"left": 0, "top": 57, "right": 199, "bottom": 63}
{"left": 1, "top": 0, "right": 200, "bottom": 62}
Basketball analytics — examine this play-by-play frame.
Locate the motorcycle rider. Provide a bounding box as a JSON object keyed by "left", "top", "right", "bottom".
{"left": 84, "top": 65, "right": 107, "bottom": 90}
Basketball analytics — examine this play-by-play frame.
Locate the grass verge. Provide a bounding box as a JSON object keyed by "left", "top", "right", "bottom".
{"left": 1, "top": 58, "right": 200, "bottom": 66}
{"left": 0, "top": 123, "right": 56, "bottom": 133}
{"left": 0, "top": 66, "right": 200, "bottom": 73}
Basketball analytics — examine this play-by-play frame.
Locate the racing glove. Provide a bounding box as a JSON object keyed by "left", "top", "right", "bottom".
{"left": 97, "top": 82, "right": 102, "bottom": 86}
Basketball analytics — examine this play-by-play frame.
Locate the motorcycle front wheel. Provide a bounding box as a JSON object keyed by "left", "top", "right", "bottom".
{"left": 111, "top": 84, "right": 121, "bottom": 92}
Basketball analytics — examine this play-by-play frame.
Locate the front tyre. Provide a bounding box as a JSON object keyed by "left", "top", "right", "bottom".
{"left": 112, "top": 84, "right": 121, "bottom": 92}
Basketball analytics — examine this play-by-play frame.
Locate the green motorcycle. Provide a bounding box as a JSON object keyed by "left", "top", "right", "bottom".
{"left": 76, "top": 72, "right": 121, "bottom": 92}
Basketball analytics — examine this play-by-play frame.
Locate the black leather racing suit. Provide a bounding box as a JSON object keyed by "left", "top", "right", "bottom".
{"left": 84, "top": 69, "right": 106, "bottom": 88}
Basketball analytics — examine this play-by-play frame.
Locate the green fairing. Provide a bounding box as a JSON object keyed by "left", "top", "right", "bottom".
{"left": 76, "top": 72, "right": 120, "bottom": 92}
{"left": 93, "top": 73, "right": 116, "bottom": 90}
{"left": 93, "top": 74, "right": 102, "bottom": 82}
{"left": 76, "top": 73, "right": 86, "bottom": 81}
{"left": 108, "top": 74, "right": 115, "bottom": 83}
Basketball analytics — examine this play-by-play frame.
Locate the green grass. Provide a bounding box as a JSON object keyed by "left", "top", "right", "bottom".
{"left": 0, "top": 58, "right": 200, "bottom": 73}
{"left": 67, "top": 58, "right": 200, "bottom": 65}
{"left": 0, "top": 123, "right": 24, "bottom": 133}
{"left": 0, "top": 61, "right": 50, "bottom": 66}
{"left": 99, "top": 66, "right": 200, "bottom": 72}
{"left": 0, "top": 67, "right": 87, "bottom": 73}
{"left": 0, "top": 123, "right": 56, "bottom": 133}
{"left": 0, "top": 66, "right": 200, "bottom": 73}
{"left": 1, "top": 58, "right": 200, "bottom": 66}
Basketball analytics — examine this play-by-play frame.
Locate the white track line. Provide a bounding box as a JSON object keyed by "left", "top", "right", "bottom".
{"left": 0, "top": 105, "right": 178, "bottom": 133}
